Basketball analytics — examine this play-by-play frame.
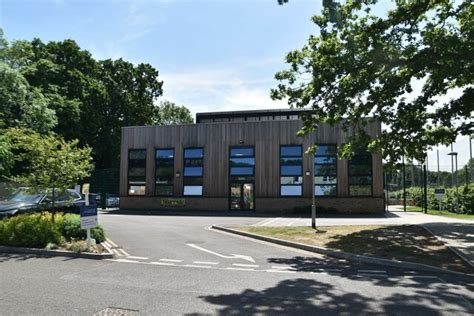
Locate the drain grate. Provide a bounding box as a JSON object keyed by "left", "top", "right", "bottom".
{"left": 93, "top": 307, "right": 139, "bottom": 316}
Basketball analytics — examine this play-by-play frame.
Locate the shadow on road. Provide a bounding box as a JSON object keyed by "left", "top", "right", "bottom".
{"left": 186, "top": 277, "right": 469, "bottom": 315}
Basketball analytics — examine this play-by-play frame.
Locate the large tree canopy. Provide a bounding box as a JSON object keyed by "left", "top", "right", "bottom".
{"left": 272, "top": 0, "right": 473, "bottom": 165}
{"left": 156, "top": 100, "right": 193, "bottom": 125}
{"left": 0, "top": 30, "right": 191, "bottom": 169}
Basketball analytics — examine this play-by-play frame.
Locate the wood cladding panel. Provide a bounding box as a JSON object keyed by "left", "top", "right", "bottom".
{"left": 120, "top": 120, "right": 383, "bottom": 199}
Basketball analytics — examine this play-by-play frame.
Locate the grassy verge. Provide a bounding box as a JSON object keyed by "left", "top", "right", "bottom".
{"left": 406, "top": 206, "right": 473, "bottom": 220}
{"left": 238, "top": 225, "right": 472, "bottom": 273}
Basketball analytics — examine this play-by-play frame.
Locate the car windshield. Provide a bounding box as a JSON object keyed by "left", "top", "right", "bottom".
{"left": 1, "top": 190, "right": 43, "bottom": 204}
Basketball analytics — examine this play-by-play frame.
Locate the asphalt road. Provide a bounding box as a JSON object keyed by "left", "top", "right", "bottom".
{"left": 1, "top": 211, "right": 473, "bottom": 315}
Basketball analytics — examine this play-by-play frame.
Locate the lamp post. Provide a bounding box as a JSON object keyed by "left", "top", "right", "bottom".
{"left": 447, "top": 151, "right": 459, "bottom": 213}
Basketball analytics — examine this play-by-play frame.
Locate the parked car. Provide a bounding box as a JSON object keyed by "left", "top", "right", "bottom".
{"left": 91, "top": 193, "right": 120, "bottom": 208}
{"left": 0, "top": 188, "right": 86, "bottom": 219}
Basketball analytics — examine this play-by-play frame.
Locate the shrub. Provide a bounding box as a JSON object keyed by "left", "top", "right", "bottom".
{"left": 0, "top": 212, "right": 64, "bottom": 248}
{"left": 60, "top": 213, "right": 106, "bottom": 243}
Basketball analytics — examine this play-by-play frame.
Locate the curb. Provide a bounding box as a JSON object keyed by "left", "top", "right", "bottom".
{"left": 421, "top": 225, "right": 474, "bottom": 268}
{"left": 0, "top": 244, "right": 114, "bottom": 260}
{"left": 212, "top": 225, "right": 473, "bottom": 277}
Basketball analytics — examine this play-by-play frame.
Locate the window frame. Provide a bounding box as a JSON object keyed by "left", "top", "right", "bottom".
{"left": 279, "top": 145, "right": 303, "bottom": 197}
{"left": 127, "top": 149, "right": 147, "bottom": 196}
{"left": 229, "top": 146, "right": 255, "bottom": 177}
{"left": 183, "top": 147, "right": 204, "bottom": 197}
{"left": 348, "top": 152, "right": 373, "bottom": 197}
{"left": 314, "top": 144, "right": 338, "bottom": 197}
{"left": 155, "top": 147, "right": 175, "bottom": 197}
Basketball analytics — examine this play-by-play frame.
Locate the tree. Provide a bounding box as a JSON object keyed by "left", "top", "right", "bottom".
{"left": 5, "top": 128, "right": 94, "bottom": 220}
{"left": 271, "top": 0, "right": 473, "bottom": 165}
{"left": 156, "top": 100, "right": 193, "bottom": 125}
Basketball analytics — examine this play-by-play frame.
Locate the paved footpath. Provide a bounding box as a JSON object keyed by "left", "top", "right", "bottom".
{"left": 253, "top": 206, "right": 474, "bottom": 267}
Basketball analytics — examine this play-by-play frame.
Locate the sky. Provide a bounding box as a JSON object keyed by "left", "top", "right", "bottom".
{"left": 0, "top": 0, "right": 471, "bottom": 170}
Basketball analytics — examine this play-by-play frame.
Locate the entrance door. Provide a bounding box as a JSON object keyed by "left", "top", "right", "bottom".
{"left": 230, "top": 182, "right": 254, "bottom": 210}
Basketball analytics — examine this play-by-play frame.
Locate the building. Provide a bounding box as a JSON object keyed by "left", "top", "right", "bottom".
{"left": 119, "top": 109, "right": 384, "bottom": 213}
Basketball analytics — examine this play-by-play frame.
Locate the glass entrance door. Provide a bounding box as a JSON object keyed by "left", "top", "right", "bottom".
{"left": 229, "top": 182, "right": 254, "bottom": 210}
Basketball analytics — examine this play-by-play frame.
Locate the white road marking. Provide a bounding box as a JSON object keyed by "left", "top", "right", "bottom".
{"left": 253, "top": 218, "right": 273, "bottom": 226}
{"left": 113, "top": 259, "right": 139, "bottom": 263}
{"left": 184, "top": 264, "right": 212, "bottom": 269}
{"left": 126, "top": 256, "right": 149, "bottom": 260}
{"left": 405, "top": 275, "right": 439, "bottom": 279}
{"left": 159, "top": 259, "right": 183, "bottom": 263}
{"left": 226, "top": 267, "right": 255, "bottom": 271}
{"left": 232, "top": 263, "right": 260, "bottom": 268}
{"left": 261, "top": 218, "right": 281, "bottom": 227}
{"left": 149, "top": 262, "right": 176, "bottom": 266}
{"left": 186, "top": 243, "right": 255, "bottom": 263}
{"left": 358, "top": 270, "right": 386, "bottom": 273}
{"left": 105, "top": 238, "right": 130, "bottom": 256}
{"left": 266, "top": 269, "right": 297, "bottom": 274}
{"left": 193, "top": 261, "right": 219, "bottom": 265}
{"left": 271, "top": 265, "right": 295, "bottom": 270}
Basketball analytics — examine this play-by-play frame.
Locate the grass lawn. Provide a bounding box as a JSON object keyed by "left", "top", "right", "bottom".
{"left": 406, "top": 206, "right": 474, "bottom": 220}
{"left": 238, "top": 225, "right": 473, "bottom": 273}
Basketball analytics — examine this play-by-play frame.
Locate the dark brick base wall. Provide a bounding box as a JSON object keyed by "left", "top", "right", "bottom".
{"left": 120, "top": 196, "right": 384, "bottom": 214}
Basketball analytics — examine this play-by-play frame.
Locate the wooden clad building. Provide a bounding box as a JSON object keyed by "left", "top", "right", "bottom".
{"left": 120, "top": 109, "right": 384, "bottom": 213}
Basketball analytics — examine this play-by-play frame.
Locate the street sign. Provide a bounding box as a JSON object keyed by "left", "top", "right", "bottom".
{"left": 434, "top": 188, "right": 446, "bottom": 200}
{"left": 80, "top": 204, "right": 98, "bottom": 229}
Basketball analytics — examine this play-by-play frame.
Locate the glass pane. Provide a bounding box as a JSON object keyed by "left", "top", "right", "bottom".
{"left": 184, "top": 148, "right": 203, "bottom": 158}
{"left": 230, "top": 184, "right": 241, "bottom": 198}
{"left": 155, "top": 185, "right": 173, "bottom": 196}
{"left": 184, "top": 167, "right": 203, "bottom": 177}
{"left": 281, "top": 165, "right": 302, "bottom": 176}
{"left": 280, "top": 146, "right": 302, "bottom": 157}
{"left": 230, "top": 158, "right": 255, "bottom": 167}
{"left": 280, "top": 157, "right": 302, "bottom": 166}
{"left": 184, "top": 177, "right": 203, "bottom": 185}
{"left": 184, "top": 158, "right": 203, "bottom": 167}
{"left": 184, "top": 186, "right": 203, "bottom": 196}
{"left": 242, "top": 183, "right": 254, "bottom": 210}
{"left": 230, "top": 167, "right": 254, "bottom": 175}
{"left": 315, "top": 145, "right": 337, "bottom": 156}
{"left": 314, "top": 185, "right": 337, "bottom": 196}
{"left": 349, "top": 185, "right": 372, "bottom": 196}
{"left": 230, "top": 147, "right": 254, "bottom": 157}
{"left": 280, "top": 176, "right": 302, "bottom": 185}
{"left": 129, "top": 150, "right": 146, "bottom": 160}
{"left": 351, "top": 154, "right": 371, "bottom": 164}
{"left": 129, "top": 167, "right": 146, "bottom": 178}
{"left": 349, "top": 164, "right": 372, "bottom": 176}
{"left": 156, "top": 149, "right": 174, "bottom": 159}
{"left": 281, "top": 185, "right": 302, "bottom": 196}
{"left": 315, "top": 164, "right": 337, "bottom": 176}
{"left": 156, "top": 166, "right": 174, "bottom": 179}
{"left": 128, "top": 185, "right": 146, "bottom": 195}
{"left": 349, "top": 176, "right": 372, "bottom": 185}
{"left": 314, "top": 176, "right": 337, "bottom": 184}
{"left": 315, "top": 156, "right": 337, "bottom": 164}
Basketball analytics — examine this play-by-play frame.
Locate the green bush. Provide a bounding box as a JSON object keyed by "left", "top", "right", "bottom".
{"left": 393, "top": 184, "right": 473, "bottom": 214}
{"left": 0, "top": 212, "right": 64, "bottom": 248}
{"left": 60, "top": 214, "right": 106, "bottom": 243}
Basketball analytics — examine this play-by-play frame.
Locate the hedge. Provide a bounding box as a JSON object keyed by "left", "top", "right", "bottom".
{"left": 392, "top": 184, "right": 473, "bottom": 214}
{"left": 0, "top": 212, "right": 106, "bottom": 248}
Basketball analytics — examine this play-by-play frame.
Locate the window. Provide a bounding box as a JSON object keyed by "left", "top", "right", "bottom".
{"left": 349, "top": 152, "right": 372, "bottom": 196}
{"left": 184, "top": 148, "right": 204, "bottom": 196}
{"left": 230, "top": 147, "right": 255, "bottom": 176}
{"left": 155, "top": 149, "right": 174, "bottom": 196}
{"left": 314, "top": 145, "right": 337, "bottom": 196}
{"left": 128, "top": 149, "right": 146, "bottom": 195}
{"left": 280, "top": 145, "right": 303, "bottom": 196}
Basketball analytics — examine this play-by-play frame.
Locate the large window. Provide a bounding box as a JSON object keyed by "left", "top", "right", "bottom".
{"left": 184, "top": 148, "right": 204, "bottom": 196}
{"left": 155, "top": 149, "right": 174, "bottom": 196}
{"left": 230, "top": 147, "right": 255, "bottom": 176}
{"left": 280, "top": 145, "right": 303, "bottom": 196}
{"left": 349, "top": 151, "right": 372, "bottom": 196}
{"left": 128, "top": 149, "right": 146, "bottom": 195}
{"left": 314, "top": 145, "right": 337, "bottom": 196}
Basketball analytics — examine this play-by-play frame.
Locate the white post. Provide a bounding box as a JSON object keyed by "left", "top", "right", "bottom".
{"left": 85, "top": 193, "right": 91, "bottom": 249}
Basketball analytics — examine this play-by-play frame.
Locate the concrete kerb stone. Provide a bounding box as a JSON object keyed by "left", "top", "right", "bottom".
{"left": 0, "top": 244, "right": 114, "bottom": 260}
{"left": 211, "top": 224, "right": 473, "bottom": 277}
